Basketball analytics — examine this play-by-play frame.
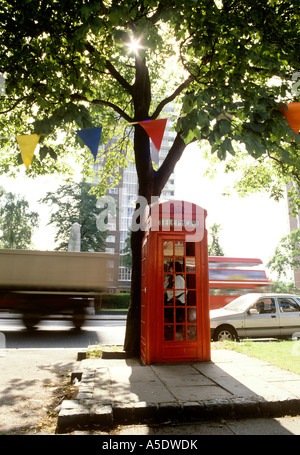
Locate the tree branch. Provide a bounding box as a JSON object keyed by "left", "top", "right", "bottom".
{"left": 85, "top": 42, "right": 134, "bottom": 94}
{"left": 267, "top": 150, "right": 300, "bottom": 184}
{"left": 91, "top": 98, "right": 133, "bottom": 123}
{"left": 0, "top": 95, "right": 34, "bottom": 114}
{"left": 70, "top": 94, "right": 133, "bottom": 122}
{"left": 154, "top": 132, "right": 187, "bottom": 194}
{"left": 105, "top": 59, "right": 134, "bottom": 95}
{"left": 151, "top": 75, "right": 194, "bottom": 119}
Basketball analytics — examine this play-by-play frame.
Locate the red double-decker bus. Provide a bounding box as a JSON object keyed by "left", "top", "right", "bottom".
{"left": 209, "top": 257, "right": 271, "bottom": 310}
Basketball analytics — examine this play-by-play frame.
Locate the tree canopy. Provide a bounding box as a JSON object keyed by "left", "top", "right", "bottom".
{"left": 267, "top": 229, "right": 300, "bottom": 280}
{"left": 1, "top": 0, "right": 300, "bottom": 188}
{"left": 40, "top": 181, "right": 107, "bottom": 251}
{"left": 1, "top": 0, "right": 300, "bottom": 354}
{"left": 0, "top": 187, "right": 39, "bottom": 248}
{"left": 208, "top": 223, "right": 225, "bottom": 256}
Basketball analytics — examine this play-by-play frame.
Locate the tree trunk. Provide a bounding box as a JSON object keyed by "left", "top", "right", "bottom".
{"left": 123, "top": 123, "right": 153, "bottom": 356}
{"left": 123, "top": 125, "right": 187, "bottom": 356}
{"left": 123, "top": 50, "right": 189, "bottom": 355}
{"left": 123, "top": 227, "right": 144, "bottom": 356}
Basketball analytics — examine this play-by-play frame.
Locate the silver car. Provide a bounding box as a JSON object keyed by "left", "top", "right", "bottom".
{"left": 210, "top": 293, "right": 300, "bottom": 341}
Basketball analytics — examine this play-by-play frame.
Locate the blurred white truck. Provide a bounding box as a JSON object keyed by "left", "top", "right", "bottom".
{"left": 0, "top": 249, "right": 117, "bottom": 329}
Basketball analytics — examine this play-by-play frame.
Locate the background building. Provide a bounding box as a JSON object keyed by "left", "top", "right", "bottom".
{"left": 93, "top": 112, "right": 177, "bottom": 292}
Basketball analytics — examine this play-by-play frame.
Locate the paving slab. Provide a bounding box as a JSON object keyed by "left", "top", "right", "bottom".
{"left": 56, "top": 349, "right": 300, "bottom": 433}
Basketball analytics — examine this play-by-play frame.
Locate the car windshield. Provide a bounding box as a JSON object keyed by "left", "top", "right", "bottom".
{"left": 223, "top": 294, "right": 261, "bottom": 312}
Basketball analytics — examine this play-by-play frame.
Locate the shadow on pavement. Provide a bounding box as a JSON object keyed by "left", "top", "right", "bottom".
{"left": 2, "top": 328, "right": 103, "bottom": 349}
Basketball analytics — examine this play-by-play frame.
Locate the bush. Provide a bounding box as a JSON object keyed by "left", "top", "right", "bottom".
{"left": 95, "top": 293, "right": 130, "bottom": 313}
{"left": 269, "top": 281, "right": 300, "bottom": 294}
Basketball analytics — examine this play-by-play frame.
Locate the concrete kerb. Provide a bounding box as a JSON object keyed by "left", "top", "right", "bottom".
{"left": 56, "top": 350, "right": 300, "bottom": 434}
{"left": 56, "top": 395, "right": 300, "bottom": 434}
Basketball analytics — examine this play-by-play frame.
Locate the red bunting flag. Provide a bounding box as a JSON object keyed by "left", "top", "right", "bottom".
{"left": 138, "top": 118, "right": 168, "bottom": 152}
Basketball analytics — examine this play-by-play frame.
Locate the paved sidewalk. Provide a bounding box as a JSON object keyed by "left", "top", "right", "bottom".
{"left": 57, "top": 349, "right": 300, "bottom": 433}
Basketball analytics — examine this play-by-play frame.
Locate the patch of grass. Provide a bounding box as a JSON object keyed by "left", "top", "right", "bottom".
{"left": 86, "top": 344, "right": 123, "bottom": 359}
{"left": 212, "top": 340, "right": 300, "bottom": 375}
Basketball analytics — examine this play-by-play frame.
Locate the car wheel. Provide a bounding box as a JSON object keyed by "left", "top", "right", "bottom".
{"left": 213, "top": 325, "right": 238, "bottom": 342}
{"left": 22, "top": 313, "right": 41, "bottom": 330}
{"left": 72, "top": 309, "right": 86, "bottom": 330}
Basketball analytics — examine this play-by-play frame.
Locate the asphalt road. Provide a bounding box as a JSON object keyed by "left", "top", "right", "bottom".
{"left": 1, "top": 318, "right": 300, "bottom": 437}
{"left": 0, "top": 316, "right": 126, "bottom": 349}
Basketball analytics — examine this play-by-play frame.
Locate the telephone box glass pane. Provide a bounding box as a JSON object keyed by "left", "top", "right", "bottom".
{"left": 176, "top": 308, "right": 185, "bottom": 322}
{"left": 186, "top": 242, "right": 195, "bottom": 256}
{"left": 187, "top": 274, "right": 196, "bottom": 289}
{"left": 174, "top": 273, "right": 185, "bottom": 290}
{"left": 164, "top": 272, "right": 173, "bottom": 288}
{"left": 174, "top": 258, "right": 184, "bottom": 272}
{"left": 176, "top": 325, "right": 185, "bottom": 340}
{"left": 186, "top": 257, "right": 195, "bottom": 272}
{"left": 164, "top": 325, "right": 173, "bottom": 341}
{"left": 187, "top": 307, "right": 197, "bottom": 322}
{"left": 174, "top": 241, "right": 184, "bottom": 256}
{"left": 187, "top": 325, "right": 197, "bottom": 340}
{"left": 165, "top": 290, "right": 173, "bottom": 305}
{"left": 187, "top": 290, "right": 196, "bottom": 305}
{"left": 164, "top": 241, "right": 173, "bottom": 256}
{"left": 164, "top": 308, "right": 173, "bottom": 323}
{"left": 164, "top": 258, "right": 174, "bottom": 273}
{"left": 175, "top": 290, "right": 185, "bottom": 304}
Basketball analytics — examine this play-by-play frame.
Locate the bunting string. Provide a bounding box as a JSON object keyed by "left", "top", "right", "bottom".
{"left": 0, "top": 118, "right": 168, "bottom": 168}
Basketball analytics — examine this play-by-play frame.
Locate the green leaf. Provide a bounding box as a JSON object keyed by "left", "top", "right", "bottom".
{"left": 16, "top": 153, "right": 23, "bottom": 165}
{"left": 217, "top": 119, "right": 231, "bottom": 136}
{"left": 39, "top": 146, "right": 48, "bottom": 161}
{"left": 182, "top": 94, "right": 196, "bottom": 114}
{"left": 244, "top": 136, "right": 266, "bottom": 158}
{"left": 217, "top": 147, "right": 227, "bottom": 160}
{"left": 48, "top": 148, "right": 57, "bottom": 161}
{"left": 181, "top": 128, "right": 195, "bottom": 144}
{"left": 197, "top": 111, "right": 210, "bottom": 128}
{"left": 221, "top": 137, "right": 234, "bottom": 156}
{"left": 249, "top": 122, "right": 264, "bottom": 133}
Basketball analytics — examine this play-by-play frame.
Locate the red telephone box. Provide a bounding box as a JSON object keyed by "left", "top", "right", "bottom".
{"left": 140, "top": 200, "right": 211, "bottom": 365}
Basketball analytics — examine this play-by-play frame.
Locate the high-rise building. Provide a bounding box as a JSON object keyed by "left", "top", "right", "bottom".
{"left": 94, "top": 112, "right": 177, "bottom": 292}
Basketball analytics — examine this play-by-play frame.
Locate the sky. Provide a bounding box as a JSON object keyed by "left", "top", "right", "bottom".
{"left": 1, "top": 172, "right": 62, "bottom": 251}
{"left": 174, "top": 143, "right": 290, "bottom": 268}
{"left": 0, "top": 141, "right": 291, "bottom": 276}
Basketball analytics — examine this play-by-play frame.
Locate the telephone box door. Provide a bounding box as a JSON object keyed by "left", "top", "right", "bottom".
{"left": 140, "top": 200, "right": 210, "bottom": 365}
{"left": 157, "top": 235, "right": 210, "bottom": 363}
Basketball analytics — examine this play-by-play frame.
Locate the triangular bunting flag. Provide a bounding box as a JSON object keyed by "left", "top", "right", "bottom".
{"left": 76, "top": 127, "right": 102, "bottom": 161}
{"left": 16, "top": 134, "right": 40, "bottom": 169}
{"left": 138, "top": 118, "right": 167, "bottom": 152}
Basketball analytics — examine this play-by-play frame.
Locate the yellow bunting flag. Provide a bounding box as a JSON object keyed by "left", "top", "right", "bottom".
{"left": 16, "top": 134, "right": 41, "bottom": 169}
